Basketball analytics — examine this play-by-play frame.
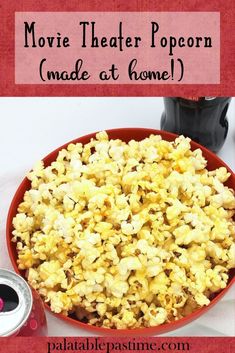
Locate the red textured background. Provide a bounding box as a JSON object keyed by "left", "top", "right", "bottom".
{"left": 0, "top": 0, "right": 234, "bottom": 96}
{"left": 0, "top": 337, "right": 234, "bottom": 353}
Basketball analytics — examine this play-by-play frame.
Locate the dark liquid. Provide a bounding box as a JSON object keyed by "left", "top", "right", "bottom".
{"left": 161, "top": 97, "right": 231, "bottom": 153}
{"left": 0, "top": 284, "right": 19, "bottom": 312}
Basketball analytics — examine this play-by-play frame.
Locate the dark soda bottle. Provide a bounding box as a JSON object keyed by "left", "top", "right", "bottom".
{"left": 161, "top": 97, "right": 231, "bottom": 153}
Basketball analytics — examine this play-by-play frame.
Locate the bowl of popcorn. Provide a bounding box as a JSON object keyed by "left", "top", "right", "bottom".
{"left": 7, "top": 128, "right": 235, "bottom": 335}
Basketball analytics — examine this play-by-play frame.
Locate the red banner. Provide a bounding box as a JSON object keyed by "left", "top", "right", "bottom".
{"left": 0, "top": 0, "right": 235, "bottom": 96}
{"left": 0, "top": 337, "right": 234, "bottom": 353}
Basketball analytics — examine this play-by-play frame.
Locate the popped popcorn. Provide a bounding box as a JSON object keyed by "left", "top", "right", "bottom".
{"left": 12, "top": 132, "right": 235, "bottom": 329}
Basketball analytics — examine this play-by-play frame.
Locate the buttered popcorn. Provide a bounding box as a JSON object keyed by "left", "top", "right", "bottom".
{"left": 12, "top": 132, "right": 235, "bottom": 329}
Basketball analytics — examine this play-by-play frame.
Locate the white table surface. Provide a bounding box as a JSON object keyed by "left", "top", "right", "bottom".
{"left": 0, "top": 97, "right": 234, "bottom": 337}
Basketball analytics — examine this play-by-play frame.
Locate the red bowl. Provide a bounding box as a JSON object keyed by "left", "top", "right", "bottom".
{"left": 6, "top": 128, "right": 235, "bottom": 336}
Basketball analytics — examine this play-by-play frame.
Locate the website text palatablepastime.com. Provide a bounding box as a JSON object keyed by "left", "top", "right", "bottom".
{"left": 47, "top": 338, "right": 190, "bottom": 353}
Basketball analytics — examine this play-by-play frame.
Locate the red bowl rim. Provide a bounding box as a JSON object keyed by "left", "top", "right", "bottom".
{"left": 6, "top": 127, "right": 235, "bottom": 336}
